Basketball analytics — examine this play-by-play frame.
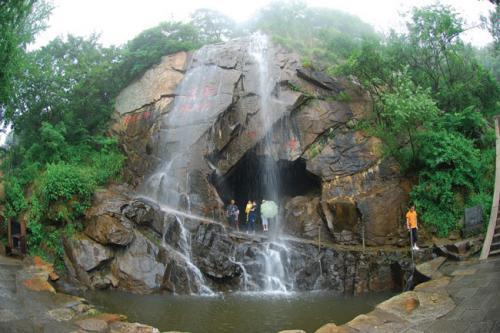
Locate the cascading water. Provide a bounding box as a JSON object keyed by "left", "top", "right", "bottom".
{"left": 249, "top": 33, "right": 292, "bottom": 293}
{"left": 136, "top": 45, "right": 233, "bottom": 295}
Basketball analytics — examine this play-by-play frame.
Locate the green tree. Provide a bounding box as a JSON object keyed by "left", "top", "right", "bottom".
{"left": 190, "top": 8, "right": 236, "bottom": 43}
{"left": 5, "top": 35, "right": 121, "bottom": 146}
{"left": 118, "top": 21, "right": 200, "bottom": 84}
{"left": 378, "top": 70, "right": 439, "bottom": 166}
{"left": 251, "top": 0, "right": 377, "bottom": 65}
{"left": 0, "top": 0, "right": 51, "bottom": 110}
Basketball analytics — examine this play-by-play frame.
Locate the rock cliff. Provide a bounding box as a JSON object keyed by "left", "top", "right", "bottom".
{"left": 63, "top": 35, "right": 418, "bottom": 294}
{"left": 110, "top": 35, "right": 410, "bottom": 246}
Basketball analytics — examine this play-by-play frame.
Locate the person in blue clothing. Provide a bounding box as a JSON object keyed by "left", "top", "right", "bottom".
{"left": 247, "top": 200, "right": 257, "bottom": 234}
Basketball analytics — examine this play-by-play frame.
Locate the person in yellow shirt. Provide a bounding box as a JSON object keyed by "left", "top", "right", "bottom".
{"left": 245, "top": 200, "right": 253, "bottom": 233}
{"left": 406, "top": 205, "right": 419, "bottom": 250}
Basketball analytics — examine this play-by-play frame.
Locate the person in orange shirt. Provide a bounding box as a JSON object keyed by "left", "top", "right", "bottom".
{"left": 406, "top": 205, "right": 420, "bottom": 250}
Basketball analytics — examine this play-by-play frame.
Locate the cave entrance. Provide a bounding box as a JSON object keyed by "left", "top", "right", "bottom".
{"left": 212, "top": 151, "right": 321, "bottom": 217}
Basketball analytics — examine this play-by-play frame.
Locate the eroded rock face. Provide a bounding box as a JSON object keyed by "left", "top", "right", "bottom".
{"left": 320, "top": 159, "right": 409, "bottom": 245}
{"left": 284, "top": 195, "right": 329, "bottom": 240}
{"left": 111, "top": 230, "right": 165, "bottom": 294}
{"left": 111, "top": 52, "right": 188, "bottom": 182}
{"left": 63, "top": 236, "right": 114, "bottom": 272}
{"left": 85, "top": 215, "right": 134, "bottom": 246}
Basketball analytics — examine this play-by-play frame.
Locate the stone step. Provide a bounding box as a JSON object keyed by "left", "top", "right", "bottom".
{"left": 491, "top": 241, "right": 500, "bottom": 249}
{"left": 489, "top": 248, "right": 500, "bottom": 255}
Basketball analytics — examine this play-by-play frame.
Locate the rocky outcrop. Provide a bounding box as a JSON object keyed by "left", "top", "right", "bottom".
{"left": 192, "top": 223, "right": 241, "bottom": 279}
{"left": 111, "top": 230, "right": 165, "bottom": 294}
{"left": 107, "top": 35, "right": 413, "bottom": 248}
{"left": 320, "top": 158, "right": 410, "bottom": 246}
{"left": 64, "top": 35, "right": 423, "bottom": 294}
{"left": 64, "top": 190, "right": 429, "bottom": 295}
{"left": 111, "top": 52, "right": 188, "bottom": 182}
{"left": 85, "top": 215, "right": 134, "bottom": 246}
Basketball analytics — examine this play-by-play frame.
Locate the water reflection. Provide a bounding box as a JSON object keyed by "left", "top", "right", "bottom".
{"left": 86, "top": 290, "right": 394, "bottom": 333}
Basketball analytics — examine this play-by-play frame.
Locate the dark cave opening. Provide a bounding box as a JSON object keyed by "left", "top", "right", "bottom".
{"left": 212, "top": 152, "right": 321, "bottom": 217}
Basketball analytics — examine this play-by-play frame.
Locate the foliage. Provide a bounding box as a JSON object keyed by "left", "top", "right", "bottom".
{"left": 250, "top": 0, "right": 377, "bottom": 66}
{"left": 341, "top": 4, "right": 499, "bottom": 236}
{"left": 117, "top": 21, "right": 201, "bottom": 84}
{"left": 0, "top": 0, "right": 52, "bottom": 108}
{"left": 378, "top": 70, "right": 439, "bottom": 164}
{"left": 2, "top": 33, "right": 127, "bottom": 265}
{"left": 190, "top": 8, "right": 236, "bottom": 43}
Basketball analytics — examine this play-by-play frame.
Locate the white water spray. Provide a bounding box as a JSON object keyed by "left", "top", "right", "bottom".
{"left": 249, "top": 33, "right": 291, "bottom": 293}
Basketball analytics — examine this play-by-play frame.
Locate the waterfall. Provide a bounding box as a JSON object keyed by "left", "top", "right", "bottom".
{"left": 132, "top": 34, "right": 294, "bottom": 294}
{"left": 136, "top": 45, "right": 226, "bottom": 295}
{"left": 249, "top": 33, "right": 291, "bottom": 293}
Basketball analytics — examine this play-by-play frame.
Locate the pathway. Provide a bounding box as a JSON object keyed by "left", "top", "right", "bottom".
{"left": 422, "top": 256, "right": 500, "bottom": 332}
{"left": 0, "top": 256, "right": 78, "bottom": 332}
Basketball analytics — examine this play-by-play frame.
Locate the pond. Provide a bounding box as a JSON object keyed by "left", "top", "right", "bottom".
{"left": 85, "top": 290, "right": 395, "bottom": 333}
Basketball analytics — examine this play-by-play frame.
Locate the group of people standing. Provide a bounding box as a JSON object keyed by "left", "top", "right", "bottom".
{"left": 226, "top": 199, "right": 278, "bottom": 234}
{"left": 227, "top": 200, "right": 421, "bottom": 249}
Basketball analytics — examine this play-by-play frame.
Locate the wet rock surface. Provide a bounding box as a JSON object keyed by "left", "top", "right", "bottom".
{"left": 64, "top": 192, "right": 425, "bottom": 295}
{"left": 192, "top": 223, "right": 241, "bottom": 279}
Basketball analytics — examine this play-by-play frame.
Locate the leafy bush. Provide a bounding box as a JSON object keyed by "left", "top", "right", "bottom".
{"left": 410, "top": 130, "right": 483, "bottom": 236}
{"left": 4, "top": 177, "right": 27, "bottom": 218}
{"left": 39, "top": 163, "right": 96, "bottom": 220}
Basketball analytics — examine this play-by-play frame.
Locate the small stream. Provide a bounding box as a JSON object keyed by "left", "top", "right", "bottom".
{"left": 85, "top": 290, "right": 394, "bottom": 333}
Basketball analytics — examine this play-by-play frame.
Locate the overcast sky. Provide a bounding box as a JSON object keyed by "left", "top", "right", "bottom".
{"left": 33, "top": 0, "right": 496, "bottom": 49}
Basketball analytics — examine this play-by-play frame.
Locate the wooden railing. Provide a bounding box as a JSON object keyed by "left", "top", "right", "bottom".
{"left": 480, "top": 116, "right": 500, "bottom": 259}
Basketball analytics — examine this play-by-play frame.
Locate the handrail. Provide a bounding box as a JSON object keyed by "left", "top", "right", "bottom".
{"left": 480, "top": 116, "right": 500, "bottom": 260}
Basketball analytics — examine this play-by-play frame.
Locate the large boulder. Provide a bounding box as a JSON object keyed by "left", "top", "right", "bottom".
{"left": 192, "top": 223, "right": 241, "bottom": 279}
{"left": 121, "top": 200, "right": 165, "bottom": 234}
{"left": 84, "top": 215, "right": 134, "bottom": 246}
{"left": 284, "top": 195, "right": 329, "bottom": 240}
{"left": 320, "top": 158, "right": 409, "bottom": 245}
{"left": 63, "top": 235, "right": 114, "bottom": 272}
{"left": 111, "top": 230, "right": 165, "bottom": 294}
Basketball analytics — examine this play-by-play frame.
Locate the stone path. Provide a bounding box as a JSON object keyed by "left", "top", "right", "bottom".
{"left": 0, "top": 256, "right": 79, "bottom": 332}
{"left": 422, "top": 256, "right": 500, "bottom": 333}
